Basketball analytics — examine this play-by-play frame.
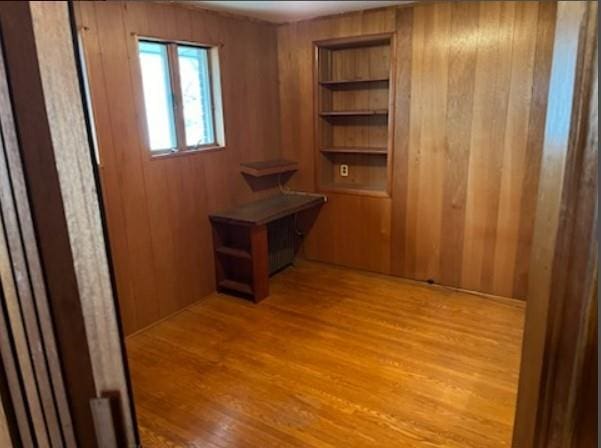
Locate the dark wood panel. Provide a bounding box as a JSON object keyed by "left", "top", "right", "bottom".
{"left": 279, "top": 2, "right": 556, "bottom": 299}
{"left": 128, "top": 260, "right": 525, "bottom": 447}
{"left": 76, "top": 1, "right": 282, "bottom": 334}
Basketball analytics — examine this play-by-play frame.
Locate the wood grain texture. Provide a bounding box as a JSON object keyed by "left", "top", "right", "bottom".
{"left": 279, "top": 2, "right": 556, "bottom": 299}
{"left": 30, "top": 1, "right": 136, "bottom": 444}
{"left": 127, "top": 260, "right": 525, "bottom": 447}
{"left": 0, "top": 396, "right": 13, "bottom": 448}
{"left": 279, "top": 7, "right": 395, "bottom": 277}
{"left": 0, "top": 19, "right": 76, "bottom": 445}
{"left": 75, "top": 1, "right": 281, "bottom": 334}
{"left": 0, "top": 2, "right": 100, "bottom": 443}
{"left": 513, "top": 2, "right": 598, "bottom": 446}
{"left": 315, "top": 34, "right": 394, "bottom": 195}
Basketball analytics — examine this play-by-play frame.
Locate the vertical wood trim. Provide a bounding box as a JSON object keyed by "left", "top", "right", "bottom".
{"left": 385, "top": 33, "right": 397, "bottom": 197}
{"left": 0, "top": 395, "right": 14, "bottom": 448}
{"left": 512, "top": 1, "right": 594, "bottom": 446}
{"left": 0, "top": 1, "right": 99, "bottom": 444}
{"left": 29, "top": 2, "right": 136, "bottom": 446}
{"left": 0, "top": 199, "right": 49, "bottom": 447}
{"left": 536, "top": 4, "right": 597, "bottom": 446}
{"left": 511, "top": 1, "right": 557, "bottom": 298}
{"left": 89, "top": 399, "right": 118, "bottom": 448}
{"left": 389, "top": 6, "right": 413, "bottom": 277}
{"left": 0, "top": 29, "right": 76, "bottom": 447}
{"left": 0, "top": 281, "right": 35, "bottom": 447}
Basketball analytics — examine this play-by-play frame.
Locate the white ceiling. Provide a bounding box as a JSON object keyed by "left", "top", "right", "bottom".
{"left": 185, "top": 1, "right": 412, "bottom": 24}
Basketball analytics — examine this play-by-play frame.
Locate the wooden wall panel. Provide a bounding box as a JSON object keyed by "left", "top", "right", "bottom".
{"left": 278, "top": 2, "right": 556, "bottom": 299}
{"left": 75, "top": 1, "right": 281, "bottom": 334}
{"left": 279, "top": 8, "right": 397, "bottom": 275}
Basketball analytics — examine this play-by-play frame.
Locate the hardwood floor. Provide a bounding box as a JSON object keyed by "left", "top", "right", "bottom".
{"left": 126, "top": 261, "right": 525, "bottom": 447}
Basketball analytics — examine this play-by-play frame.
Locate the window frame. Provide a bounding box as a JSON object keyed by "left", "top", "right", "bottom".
{"left": 135, "top": 36, "right": 225, "bottom": 158}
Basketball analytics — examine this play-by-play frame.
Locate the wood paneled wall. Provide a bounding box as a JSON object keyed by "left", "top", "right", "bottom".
{"left": 278, "top": 2, "right": 556, "bottom": 299}
{"left": 77, "top": 1, "right": 556, "bottom": 335}
{"left": 75, "top": 1, "right": 281, "bottom": 334}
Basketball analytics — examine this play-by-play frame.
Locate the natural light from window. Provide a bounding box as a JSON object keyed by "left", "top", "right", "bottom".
{"left": 138, "top": 41, "right": 177, "bottom": 151}
{"left": 138, "top": 39, "right": 222, "bottom": 155}
{"left": 178, "top": 46, "right": 215, "bottom": 147}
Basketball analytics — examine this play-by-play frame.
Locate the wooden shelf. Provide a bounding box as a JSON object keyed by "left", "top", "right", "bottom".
{"left": 240, "top": 159, "right": 298, "bottom": 177}
{"left": 319, "top": 77, "right": 389, "bottom": 87}
{"left": 320, "top": 183, "right": 389, "bottom": 197}
{"left": 320, "top": 109, "right": 388, "bottom": 117}
{"left": 315, "top": 33, "right": 391, "bottom": 49}
{"left": 216, "top": 246, "right": 251, "bottom": 260}
{"left": 321, "top": 147, "right": 387, "bottom": 155}
{"left": 218, "top": 279, "right": 253, "bottom": 295}
{"left": 316, "top": 34, "right": 393, "bottom": 197}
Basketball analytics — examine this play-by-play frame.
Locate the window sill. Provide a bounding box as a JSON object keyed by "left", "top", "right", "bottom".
{"left": 150, "top": 145, "right": 225, "bottom": 161}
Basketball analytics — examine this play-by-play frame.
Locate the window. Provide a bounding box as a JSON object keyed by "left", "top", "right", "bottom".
{"left": 178, "top": 46, "right": 215, "bottom": 146}
{"left": 139, "top": 42, "right": 177, "bottom": 151}
{"left": 137, "top": 39, "right": 225, "bottom": 155}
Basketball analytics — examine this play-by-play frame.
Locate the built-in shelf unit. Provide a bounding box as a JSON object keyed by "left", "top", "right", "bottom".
{"left": 315, "top": 33, "right": 394, "bottom": 196}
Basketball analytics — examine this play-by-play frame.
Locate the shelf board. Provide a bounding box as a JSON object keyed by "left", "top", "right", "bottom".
{"left": 240, "top": 159, "right": 298, "bottom": 177}
{"left": 319, "top": 77, "right": 389, "bottom": 87}
{"left": 320, "top": 183, "right": 389, "bottom": 197}
{"left": 218, "top": 279, "right": 253, "bottom": 295}
{"left": 321, "top": 147, "right": 387, "bottom": 155}
{"left": 315, "top": 33, "right": 391, "bottom": 49}
{"left": 319, "top": 109, "right": 388, "bottom": 117}
{"left": 216, "top": 246, "right": 251, "bottom": 260}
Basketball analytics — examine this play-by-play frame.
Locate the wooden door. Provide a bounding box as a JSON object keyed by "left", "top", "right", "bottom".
{"left": 0, "top": 2, "right": 138, "bottom": 446}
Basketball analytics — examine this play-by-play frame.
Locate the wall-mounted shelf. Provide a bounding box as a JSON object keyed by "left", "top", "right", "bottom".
{"left": 240, "top": 159, "right": 298, "bottom": 177}
{"left": 319, "top": 109, "right": 388, "bottom": 117}
{"left": 315, "top": 33, "right": 395, "bottom": 196}
{"left": 319, "top": 77, "right": 389, "bottom": 87}
{"left": 320, "top": 147, "right": 387, "bottom": 155}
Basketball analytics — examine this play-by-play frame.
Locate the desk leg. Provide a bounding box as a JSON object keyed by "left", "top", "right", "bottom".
{"left": 250, "top": 224, "right": 269, "bottom": 302}
{"left": 212, "top": 223, "right": 225, "bottom": 289}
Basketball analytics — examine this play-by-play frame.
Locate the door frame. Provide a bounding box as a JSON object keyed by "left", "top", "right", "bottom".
{"left": 0, "top": 1, "right": 138, "bottom": 446}
{"left": 513, "top": 1, "right": 598, "bottom": 446}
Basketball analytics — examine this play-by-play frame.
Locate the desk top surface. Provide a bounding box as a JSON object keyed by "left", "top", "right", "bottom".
{"left": 209, "top": 193, "right": 325, "bottom": 226}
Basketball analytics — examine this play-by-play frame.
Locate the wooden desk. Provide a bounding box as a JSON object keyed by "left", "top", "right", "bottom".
{"left": 209, "top": 193, "right": 325, "bottom": 302}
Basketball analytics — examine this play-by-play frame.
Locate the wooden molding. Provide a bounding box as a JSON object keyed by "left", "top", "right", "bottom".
{"left": 512, "top": 1, "right": 598, "bottom": 446}
{"left": 27, "top": 2, "right": 137, "bottom": 446}
{"left": 0, "top": 16, "right": 77, "bottom": 446}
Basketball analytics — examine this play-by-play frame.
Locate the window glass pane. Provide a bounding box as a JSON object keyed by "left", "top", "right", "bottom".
{"left": 177, "top": 46, "right": 215, "bottom": 146}
{"left": 138, "top": 41, "right": 177, "bottom": 151}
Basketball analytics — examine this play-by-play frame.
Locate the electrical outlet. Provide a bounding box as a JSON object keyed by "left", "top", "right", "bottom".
{"left": 340, "top": 164, "right": 349, "bottom": 177}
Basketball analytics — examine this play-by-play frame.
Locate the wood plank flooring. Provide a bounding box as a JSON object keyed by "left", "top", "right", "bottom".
{"left": 126, "top": 261, "right": 525, "bottom": 447}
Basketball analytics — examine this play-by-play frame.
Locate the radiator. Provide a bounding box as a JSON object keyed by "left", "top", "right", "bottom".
{"left": 267, "top": 215, "right": 295, "bottom": 274}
